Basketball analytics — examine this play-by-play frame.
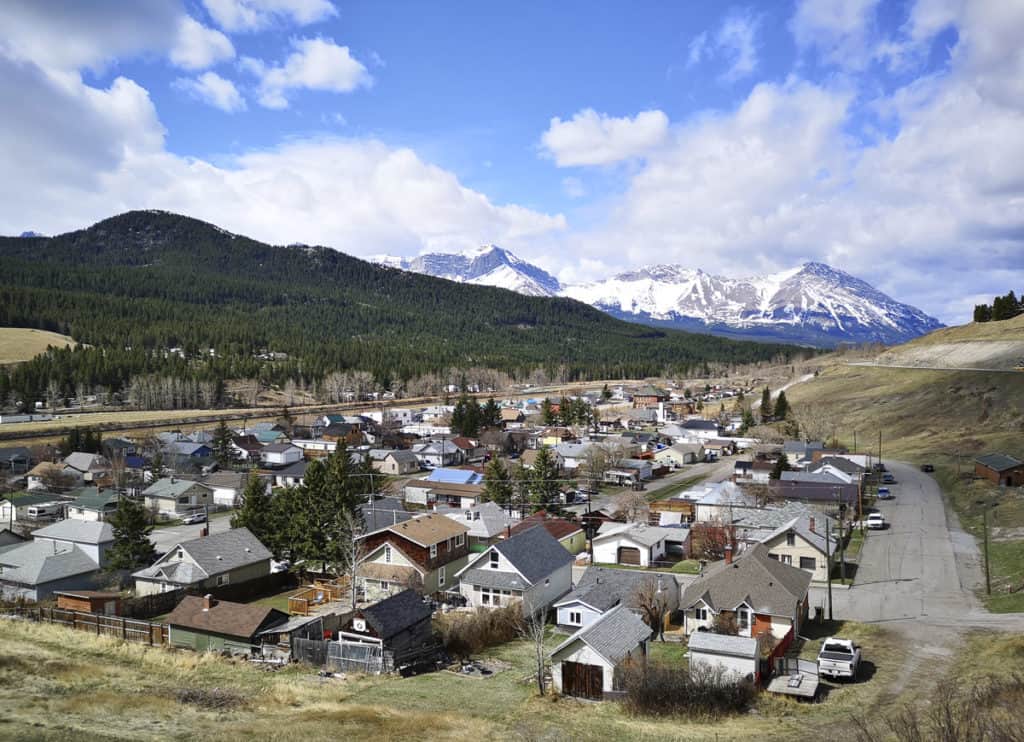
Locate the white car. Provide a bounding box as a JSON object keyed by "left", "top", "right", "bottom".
{"left": 181, "top": 511, "right": 207, "bottom": 525}
{"left": 866, "top": 513, "right": 886, "bottom": 530}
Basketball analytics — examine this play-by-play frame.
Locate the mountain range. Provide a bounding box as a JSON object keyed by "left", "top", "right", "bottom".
{"left": 370, "top": 246, "right": 943, "bottom": 346}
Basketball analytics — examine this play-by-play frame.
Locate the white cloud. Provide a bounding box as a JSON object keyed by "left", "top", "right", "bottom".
{"left": 201, "top": 0, "right": 336, "bottom": 32}
{"left": 686, "top": 10, "right": 761, "bottom": 81}
{"left": 174, "top": 72, "right": 246, "bottom": 112}
{"left": 540, "top": 109, "right": 669, "bottom": 167}
{"left": 561, "top": 177, "right": 586, "bottom": 199}
{"left": 170, "top": 16, "right": 235, "bottom": 70}
{"left": 244, "top": 37, "right": 371, "bottom": 109}
{"left": 791, "top": 0, "right": 881, "bottom": 70}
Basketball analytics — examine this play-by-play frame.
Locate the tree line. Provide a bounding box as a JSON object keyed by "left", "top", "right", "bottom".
{"left": 973, "top": 291, "right": 1023, "bottom": 323}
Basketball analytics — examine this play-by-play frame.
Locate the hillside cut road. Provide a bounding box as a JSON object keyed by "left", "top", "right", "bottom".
{"left": 810, "top": 460, "right": 1024, "bottom": 632}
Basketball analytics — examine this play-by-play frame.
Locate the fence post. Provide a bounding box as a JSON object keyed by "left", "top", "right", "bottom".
{"left": 122, "top": 617, "right": 127, "bottom": 640}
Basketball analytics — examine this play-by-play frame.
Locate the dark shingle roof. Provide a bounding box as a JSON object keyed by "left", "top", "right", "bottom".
{"left": 551, "top": 605, "right": 651, "bottom": 665}
{"left": 975, "top": 453, "right": 1023, "bottom": 472}
{"left": 361, "top": 588, "right": 432, "bottom": 640}
{"left": 135, "top": 528, "right": 271, "bottom": 583}
{"left": 492, "top": 525, "right": 574, "bottom": 584}
{"left": 554, "top": 566, "right": 654, "bottom": 612}
{"left": 167, "top": 595, "right": 287, "bottom": 639}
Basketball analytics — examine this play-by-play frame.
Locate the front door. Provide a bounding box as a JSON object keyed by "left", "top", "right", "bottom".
{"left": 562, "top": 661, "right": 603, "bottom": 700}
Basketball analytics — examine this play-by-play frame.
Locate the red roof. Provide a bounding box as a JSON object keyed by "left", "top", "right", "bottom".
{"left": 509, "top": 512, "right": 582, "bottom": 542}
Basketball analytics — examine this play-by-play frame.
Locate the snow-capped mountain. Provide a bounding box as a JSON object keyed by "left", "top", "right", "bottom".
{"left": 370, "top": 245, "right": 561, "bottom": 297}
{"left": 370, "top": 248, "right": 943, "bottom": 346}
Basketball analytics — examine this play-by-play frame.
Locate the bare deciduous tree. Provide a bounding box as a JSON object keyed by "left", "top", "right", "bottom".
{"left": 523, "top": 605, "right": 549, "bottom": 696}
{"left": 631, "top": 576, "right": 669, "bottom": 641}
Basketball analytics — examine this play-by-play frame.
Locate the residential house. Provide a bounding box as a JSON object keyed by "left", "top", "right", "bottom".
{"left": 26, "top": 462, "right": 69, "bottom": 491}
{"left": 451, "top": 436, "right": 485, "bottom": 463}
{"left": 403, "top": 470, "right": 484, "bottom": 508}
{"left": 358, "top": 514, "right": 470, "bottom": 599}
{"left": 0, "top": 492, "right": 66, "bottom": 523}
{"left": 102, "top": 438, "right": 137, "bottom": 459}
{"left": 339, "top": 589, "right": 435, "bottom": 671}
{"left": 480, "top": 430, "right": 514, "bottom": 454}
{"left": 65, "top": 488, "right": 120, "bottom": 522}
{"left": 553, "top": 566, "right": 679, "bottom": 631}
{"left": 758, "top": 515, "right": 837, "bottom": 582}
{"left": 782, "top": 440, "right": 825, "bottom": 469}
{"left": 259, "top": 443, "right": 303, "bottom": 468}
{"left": 455, "top": 526, "right": 573, "bottom": 614}
{"left": 360, "top": 496, "right": 414, "bottom": 533}
{"left": 554, "top": 442, "right": 594, "bottom": 472}
{"left": 162, "top": 441, "right": 213, "bottom": 459}
{"left": 411, "top": 440, "right": 461, "bottom": 468}
{"left": 592, "top": 523, "right": 687, "bottom": 567}
{"left": 62, "top": 452, "right": 111, "bottom": 484}
{"left": 267, "top": 460, "right": 308, "bottom": 489}
{"left": 520, "top": 447, "right": 564, "bottom": 472}
{"left": 141, "top": 477, "right": 213, "bottom": 518}
{"left": 653, "top": 442, "right": 705, "bottom": 468}
{"left": 290, "top": 438, "right": 337, "bottom": 458}
{"left": 774, "top": 472, "right": 859, "bottom": 507}
{"left": 703, "top": 439, "right": 737, "bottom": 457}
{"left": 0, "top": 521, "right": 114, "bottom": 601}
{"left": 440, "top": 502, "right": 516, "bottom": 549}
{"left": 679, "top": 543, "right": 812, "bottom": 641}
{"left": 550, "top": 605, "right": 652, "bottom": 700}
{"left": 538, "top": 427, "right": 575, "bottom": 448}
{"left": 509, "top": 513, "right": 586, "bottom": 555}
{"left": 672, "top": 419, "right": 722, "bottom": 441}
{"left": 689, "top": 481, "right": 760, "bottom": 523}
{"left": 499, "top": 408, "right": 524, "bottom": 426}
{"left": 132, "top": 527, "right": 272, "bottom": 596}
{"left": 808, "top": 456, "right": 866, "bottom": 484}
{"left": 167, "top": 594, "right": 288, "bottom": 655}
{"left": 733, "top": 460, "right": 774, "bottom": 484}
{"left": 632, "top": 385, "right": 669, "bottom": 408}
{"left": 0, "top": 447, "right": 31, "bottom": 473}
{"left": 975, "top": 453, "right": 1024, "bottom": 487}
{"left": 369, "top": 449, "right": 420, "bottom": 476}
{"left": 687, "top": 632, "right": 761, "bottom": 684}
{"left": 201, "top": 471, "right": 249, "bottom": 507}
{"left": 230, "top": 435, "right": 263, "bottom": 465}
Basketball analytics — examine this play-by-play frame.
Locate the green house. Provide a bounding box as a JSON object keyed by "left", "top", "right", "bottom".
{"left": 166, "top": 595, "right": 288, "bottom": 655}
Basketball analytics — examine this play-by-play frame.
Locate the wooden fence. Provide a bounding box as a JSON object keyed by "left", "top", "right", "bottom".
{"left": 24, "top": 607, "right": 169, "bottom": 646}
{"left": 288, "top": 578, "right": 348, "bottom": 616}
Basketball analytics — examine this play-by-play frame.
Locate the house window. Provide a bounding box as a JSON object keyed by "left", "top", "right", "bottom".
{"left": 786, "top": 532, "right": 796, "bottom": 547}
{"left": 800, "top": 556, "right": 816, "bottom": 571}
{"left": 384, "top": 545, "right": 392, "bottom": 564}
{"left": 455, "top": 534, "right": 464, "bottom": 547}
{"left": 178, "top": 496, "right": 189, "bottom": 504}
{"left": 216, "top": 574, "right": 230, "bottom": 586}
{"left": 438, "top": 566, "right": 446, "bottom": 587}
{"left": 176, "top": 548, "right": 184, "bottom": 560}
{"left": 695, "top": 607, "right": 708, "bottom": 621}
{"left": 489, "top": 551, "right": 499, "bottom": 569}
{"left": 779, "top": 554, "right": 793, "bottom": 565}
{"left": 380, "top": 581, "right": 390, "bottom": 592}
{"left": 737, "top": 607, "right": 750, "bottom": 630}
{"left": 429, "top": 543, "right": 438, "bottom": 559}
{"left": 568, "top": 611, "right": 582, "bottom": 625}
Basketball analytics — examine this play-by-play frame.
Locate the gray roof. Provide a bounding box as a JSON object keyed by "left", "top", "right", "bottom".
{"left": 63, "top": 452, "right": 108, "bottom": 472}
{"left": 594, "top": 522, "right": 681, "bottom": 548}
{"left": 385, "top": 449, "right": 419, "bottom": 464}
{"left": 811, "top": 456, "right": 866, "bottom": 475}
{"left": 459, "top": 567, "right": 530, "bottom": 591}
{"left": 0, "top": 447, "right": 31, "bottom": 463}
{"left": 361, "top": 497, "right": 414, "bottom": 531}
{"left": 361, "top": 589, "right": 434, "bottom": 640}
{"left": 201, "top": 471, "right": 248, "bottom": 489}
{"left": 681, "top": 420, "right": 719, "bottom": 431}
{"left": 975, "top": 453, "right": 1023, "bottom": 472}
{"left": 439, "top": 502, "right": 513, "bottom": 539}
{"left": 783, "top": 440, "right": 824, "bottom": 455}
{"left": 552, "top": 605, "right": 651, "bottom": 665}
{"left": 687, "top": 631, "right": 759, "bottom": 659}
{"left": 680, "top": 544, "right": 812, "bottom": 618}
{"left": 134, "top": 527, "right": 270, "bottom": 584}
{"left": 0, "top": 541, "right": 99, "bottom": 585}
{"left": 780, "top": 471, "right": 846, "bottom": 485}
{"left": 272, "top": 460, "right": 309, "bottom": 477}
{"left": 142, "top": 478, "right": 211, "bottom": 500}
{"left": 554, "top": 566, "right": 669, "bottom": 613}
{"left": 262, "top": 442, "right": 298, "bottom": 454}
{"left": 491, "top": 525, "right": 574, "bottom": 584}
{"left": 33, "top": 519, "right": 114, "bottom": 545}
{"left": 732, "top": 502, "right": 829, "bottom": 533}
{"left": 760, "top": 516, "right": 837, "bottom": 557}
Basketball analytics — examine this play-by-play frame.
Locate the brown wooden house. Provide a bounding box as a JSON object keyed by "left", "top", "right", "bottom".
{"left": 54, "top": 590, "right": 122, "bottom": 615}
{"left": 975, "top": 454, "right": 1024, "bottom": 487}
{"left": 358, "top": 514, "right": 470, "bottom": 597}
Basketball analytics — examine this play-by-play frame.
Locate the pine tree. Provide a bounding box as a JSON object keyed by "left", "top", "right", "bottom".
{"left": 760, "top": 386, "right": 773, "bottom": 421}
{"left": 529, "top": 446, "right": 561, "bottom": 513}
{"left": 774, "top": 391, "right": 790, "bottom": 420}
{"left": 601, "top": 383, "right": 612, "bottom": 401}
{"left": 481, "top": 397, "right": 500, "bottom": 428}
{"left": 211, "top": 418, "right": 237, "bottom": 467}
{"left": 105, "top": 496, "right": 156, "bottom": 571}
{"left": 770, "top": 456, "right": 792, "bottom": 480}
{"left": 482, "top": 457, "right": 513, "bottom": 507}
{"left": 231, "top": 474, "right": 276, "bottom": 550}
{"left": 541, "top": 398, "right": 556, "bottom": 425}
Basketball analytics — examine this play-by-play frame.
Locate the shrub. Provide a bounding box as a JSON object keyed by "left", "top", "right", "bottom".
{"left": 621, "top": 661, "right": 756, "bottom": 720}
{"left": 436, "top": 603, "right": 524, "bottom": 659}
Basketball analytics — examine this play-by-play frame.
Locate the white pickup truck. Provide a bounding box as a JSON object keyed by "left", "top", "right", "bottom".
{"left": 866, "top": 513, "right": 886, "bottom": 530}
{"left": 817, "top": 638, "right": 862, "bottom": 679}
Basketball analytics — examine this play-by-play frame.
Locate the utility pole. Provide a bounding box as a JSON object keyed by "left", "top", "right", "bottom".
{"left": 978, "top": 500, "right": 995, "bottom": 595}
{"left": 825, "top": 518, "right": 834, "bottom": 621}
{"left": 853, "top": 430, "right": 857, "bottom": 454}
{"left": 878, "top": 430, "right": 882, "bottom": 468}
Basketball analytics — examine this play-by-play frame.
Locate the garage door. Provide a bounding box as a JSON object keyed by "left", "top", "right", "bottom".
{"left": 562, "top": 661, "right": 603, "bottom": 700}
{"left": 618, "top": 546, "right": 642, "bottom": 565}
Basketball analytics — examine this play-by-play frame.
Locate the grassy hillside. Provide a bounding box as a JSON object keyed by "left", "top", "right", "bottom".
{"left": 786, "top": 322, "right": 1024, "bottom": 609}
{"left": 0, "top": 328, "right": 76, "bottom": 363}
{"left": 870, "top": 314, "right": 1024, "bottom": 370}
{"left": 0, "top": 211, "right": 799, "bottom": 403}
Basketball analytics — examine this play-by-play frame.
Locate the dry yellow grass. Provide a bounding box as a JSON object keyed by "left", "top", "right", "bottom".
{"left": 0, "top": 328, "right": 77, "bottom": 363}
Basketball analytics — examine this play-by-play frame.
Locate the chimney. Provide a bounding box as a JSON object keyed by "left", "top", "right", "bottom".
{"left": 809, "top": 516, "right": 816, "bottom": 534}
{"left": 203, "top": 594, "right": 214, "bottom": 611}
{"left": 724, "top": 545, "right": 733, "bottom": 565}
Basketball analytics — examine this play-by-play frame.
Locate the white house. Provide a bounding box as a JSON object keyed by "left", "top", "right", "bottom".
{"left": 591, "top": 523, "right": 683, "bottom": 567}
{"left": 259, "top": 443, "right": 303, "bottom": 468}
{"left": 687, "top": 632, "right": 761, "bottom": 684}
{"left": 455, "top": 526, "right": 573, "bottom": 615}
{"left": 553, "top": 566, "right": 679, "bottom": 631}
{"left": 653, "top": 443, "right": 705, "bottom": 468}
{"left": 758, "top": 515, "right": 837, "bottom": 583}
{"left": 550, "top": 605, "right": 652, "bottom": 700}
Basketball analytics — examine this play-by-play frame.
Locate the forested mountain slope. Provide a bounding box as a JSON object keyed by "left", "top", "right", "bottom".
{"left": 0, "top": 211, "right": 798, "bottom": 403}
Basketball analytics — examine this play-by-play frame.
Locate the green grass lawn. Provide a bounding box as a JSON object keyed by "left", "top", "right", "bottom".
{"left": 645, "top": 473, "right": 709, "bottom": 502}
{"left": 647, "top": 641, "right": 687, "bottom": 665}
{"left": 247, "top": 587, "right": 302, "bottom": 614}
{"left": 844, "top": 529, "right": 864, "bottom": 559}
{"left": 669, "top": 559, "right": 701, "bottom": 574}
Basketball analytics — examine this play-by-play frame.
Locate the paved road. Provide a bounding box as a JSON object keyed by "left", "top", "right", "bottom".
{"left": 809, "top": 460, "right": 1024, "bottom": 632}
{"left": 150, "top": 514, "right": 232, "bottom": 554}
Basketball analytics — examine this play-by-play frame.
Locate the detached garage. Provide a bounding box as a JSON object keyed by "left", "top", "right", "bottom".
{"left": 550, "top": 605, "right": 652, "bottom": 700}
{"left": 687, "top": 631, "right": 761, "bottom": 684}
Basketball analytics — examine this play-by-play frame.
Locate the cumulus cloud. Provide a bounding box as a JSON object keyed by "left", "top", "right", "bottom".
{"left": 243, "top": 37, "right": 371, "bottom": 109}
{"left": 201, "top": 0, "right": 337, "bottom": 32}
{"left": 688, "top": 9, "right": 761, "bottom": 81}
{"left": 174, "top": 71, "right": 246, "bottom": 112}
{"left": 540, "top": 109, "right": 669, "bottom": 167}
{"left": 170, "top": 16, "right": 235, "bottom": 70}
{"left": 791, "top": 0, "right": 881, "bottom": 70}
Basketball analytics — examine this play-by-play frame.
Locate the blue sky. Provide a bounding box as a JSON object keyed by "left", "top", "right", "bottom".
{"left": 0, "top": 0, "right": 1022, "bottom": 323}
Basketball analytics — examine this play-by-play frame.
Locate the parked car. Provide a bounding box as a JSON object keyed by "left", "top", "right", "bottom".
{"left": 877, "top": 487, "right": 893, "bottom": 500}
{"left": 882, "top": 473, "right": 896, "bottom": 484}
{"left": 866, "top": 513, "right": 886, "bottom": 529}
{"left": 181, "top": 511, "right": 207, "bottom": 525}
{"left": 818, "top": 638, "right": 862, "bottom": 679}
{"left": 920, "top": 463, "right": 935, "bottom": 473}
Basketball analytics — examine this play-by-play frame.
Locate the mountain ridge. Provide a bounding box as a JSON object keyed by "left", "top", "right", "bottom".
{"left": 370, "top": 247, "right": 944, "bottom": 347}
